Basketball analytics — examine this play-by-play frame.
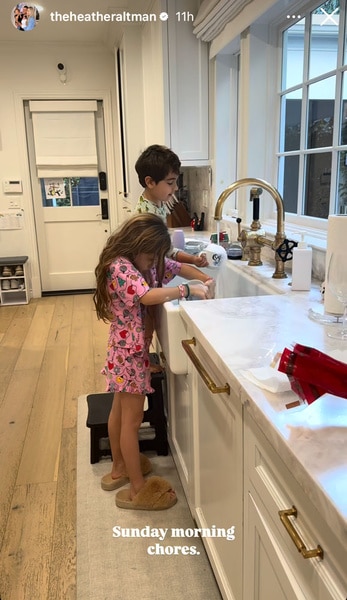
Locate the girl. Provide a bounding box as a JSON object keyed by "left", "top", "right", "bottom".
{"left": 93, "top": 213, "right": 212, "bottom": 510}
{"left": 23, "top": 6, "right": 36, "bottom": 31}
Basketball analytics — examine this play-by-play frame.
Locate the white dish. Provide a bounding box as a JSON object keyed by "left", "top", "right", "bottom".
{"left": 200, "top": 243, "right": 227, "bottom": 268}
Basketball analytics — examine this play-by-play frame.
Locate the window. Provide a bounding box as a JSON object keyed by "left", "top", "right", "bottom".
{"left": 278, "top": 0, "right": 347, "bottom": 218}
{"left": 40, "top": 177, "right": 99, "bottom": 207}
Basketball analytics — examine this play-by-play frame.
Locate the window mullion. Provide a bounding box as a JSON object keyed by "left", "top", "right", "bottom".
{"left": 297, "top": 22, "right": 309, "bottom": 215}
{"left": 297, "top": 14, "right": 312, "bottom": 216}
{"left": 333, "top": 0, "right": 346, "bottom": 213}
{"left": 337, "top": 0, "right": 346, "bottom": 65}
{"left": 303, "top": 10, "right": 311, "bottom": 83}
{"left": 331, "top": 69, "right": 343, "bottom": 212}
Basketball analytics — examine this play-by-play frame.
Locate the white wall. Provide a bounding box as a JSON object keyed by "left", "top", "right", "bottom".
{"left": 0, "top": 40, "right": 120, "bottom": 287}
{"left": 120, "top": 28, "right": 147, "bottom": 206}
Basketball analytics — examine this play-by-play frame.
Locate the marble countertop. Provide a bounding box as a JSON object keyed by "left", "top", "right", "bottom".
{"left": 179, "top": 260, "right": 347, "bottom": 548}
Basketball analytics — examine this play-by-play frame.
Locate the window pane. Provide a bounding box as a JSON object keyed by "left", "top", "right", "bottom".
{"left": 304, "top": 152, "right": 331, "bottom": 217}
{"left": 40, "top": 177, "right": 99, "bottom": 207}
{"left": 340, "top": 72, "right": 347, "bottom": 143}
{"left": 307, "top": 77, "right": 335, "bottom": 148}
{"left": 71, "top": 177, "right": 99, "bottom": 206}
{"left": 280, "top": 91, "right": 302, "bottom": 152}
{"left": 282, "top": 18, "right": 305, "bottom": 90}
{"left": 279, "top": 155, "right": 300, "bottom": 213}
{"left": 337, "top": 151, "right": 347, "bottom": 213}
{"left": 309, "top": 1, "right": 339, "bottom": 80}
{"left": 41, "top": 178, "right": 71, "bottom": 207}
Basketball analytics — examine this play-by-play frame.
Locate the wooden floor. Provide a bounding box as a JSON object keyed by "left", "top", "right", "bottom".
{"left": 0, "top": 295, "right": 108, "bottom": 600}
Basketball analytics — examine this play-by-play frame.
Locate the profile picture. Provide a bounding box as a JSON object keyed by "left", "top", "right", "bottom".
{"left": 12, "top": 4, "right": 39, "bottom": 32}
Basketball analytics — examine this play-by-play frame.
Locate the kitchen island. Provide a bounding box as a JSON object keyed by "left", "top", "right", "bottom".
{"left": 162, "top": 256, "right": 347, "bottom": 600}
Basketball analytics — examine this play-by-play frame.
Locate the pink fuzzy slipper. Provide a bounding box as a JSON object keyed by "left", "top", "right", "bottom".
{"left": 101, "top": 453, "right": 152, "bottom": 491}
{"left": 115, "top": 476, "right": 177, "bottom": 510}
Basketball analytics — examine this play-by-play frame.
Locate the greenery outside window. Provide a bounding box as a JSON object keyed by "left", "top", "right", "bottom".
{"left": 278, "top": 0, "right": 347, "bottom": 218}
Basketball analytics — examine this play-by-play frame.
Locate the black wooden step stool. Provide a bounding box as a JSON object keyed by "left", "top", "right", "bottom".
{"left": 86, "top": 354, "right": 168, "bottom": 463}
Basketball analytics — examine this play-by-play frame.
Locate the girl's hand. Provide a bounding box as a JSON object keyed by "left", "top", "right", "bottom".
{"left": 193, "top": 253, "right": 209, "bottom": 268}
{"left": 205, "top": 278, "right": 216, "bottom": 299}
{"left": 189, "top": 282, "right": 209, "bottom": 299}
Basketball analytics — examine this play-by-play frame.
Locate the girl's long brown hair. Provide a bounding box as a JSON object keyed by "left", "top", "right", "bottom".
{"left": 93, "top": 213, "right": 171, "bottom": 322}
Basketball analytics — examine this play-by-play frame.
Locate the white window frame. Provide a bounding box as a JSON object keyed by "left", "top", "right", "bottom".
{"left": 214, "top": 51, "right": 240, "bottom": 216}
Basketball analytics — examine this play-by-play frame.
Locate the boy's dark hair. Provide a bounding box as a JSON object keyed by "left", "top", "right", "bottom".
{"left": 135, "top": 144, "right": 181, "bottom": 187}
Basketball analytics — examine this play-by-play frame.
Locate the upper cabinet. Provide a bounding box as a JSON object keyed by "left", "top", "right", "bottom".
{"left": 165, "top": 0, "right": 209, "bottom": 164}
{"left": 142, "top": 0, "right": 209, "bottom": 165}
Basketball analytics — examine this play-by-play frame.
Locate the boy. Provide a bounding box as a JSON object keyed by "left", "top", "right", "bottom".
{"left": 135, "top": 144, "right": 209, "bottom": 268}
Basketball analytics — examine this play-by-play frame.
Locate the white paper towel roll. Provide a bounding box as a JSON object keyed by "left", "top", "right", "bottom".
{"left": 324, "top": 215, "right": 347, "bottom": 314}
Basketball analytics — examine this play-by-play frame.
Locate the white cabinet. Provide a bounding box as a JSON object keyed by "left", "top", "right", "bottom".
{"left": 154, "top": 315, "right": 195, "bottom": 506}
{"left": 0, "top": 256, "right": 30, "bottom": 306}
{"left": 142, "top": 0, "right": 209, "bottom": 165}
{"left": 244, "top": 411, "right": 347, "bottom": 600}
{"left": 183, "top": 335, "right": 243, "bottom": 600}
{"left": 165, "top": 0, "right": 209, "bottom": 163}
{"left": 166, "top": 368, "right": 195, "bottom": 507}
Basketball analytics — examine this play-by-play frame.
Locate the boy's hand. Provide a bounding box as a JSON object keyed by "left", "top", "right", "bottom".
{"left": 193, "top": 253, "right": 209, "bottom": 268}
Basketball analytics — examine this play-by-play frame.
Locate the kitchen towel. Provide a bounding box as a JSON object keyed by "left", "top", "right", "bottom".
{"left": 240, "top": 366, "right": 291, "bottom": 394}
{"left": 324, "top": 215, "right": 347, "bottom": 314}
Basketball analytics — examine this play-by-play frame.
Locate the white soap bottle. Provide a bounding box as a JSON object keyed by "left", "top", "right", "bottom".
{"left": 291, "top": 233, "right": 312, "bottom": 291}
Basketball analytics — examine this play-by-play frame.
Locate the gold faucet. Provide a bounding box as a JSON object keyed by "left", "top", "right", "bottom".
{"left": 214, "top": 177, "right": 287, "bottom": 279}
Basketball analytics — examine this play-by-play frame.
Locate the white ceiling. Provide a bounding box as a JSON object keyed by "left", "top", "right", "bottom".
{"left": 1, "top": 0, "right": 154, "bottom": 46}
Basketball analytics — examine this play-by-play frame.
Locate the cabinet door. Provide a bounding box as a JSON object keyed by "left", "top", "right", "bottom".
{"left": 245, "top": 490, "right": 308, "bottom": 600}
{"left": 166, "top": 0, "right": 209, "bottom": 163}
{"left": 166, "top": 368, "right": 195, "bottom": 508}
{"left": 188, "top": 339, "right": 243, "bottom": 600}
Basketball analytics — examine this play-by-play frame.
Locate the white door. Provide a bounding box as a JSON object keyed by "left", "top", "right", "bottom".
{"left": 25, "top": 100, "right": 111, "bottom": 292}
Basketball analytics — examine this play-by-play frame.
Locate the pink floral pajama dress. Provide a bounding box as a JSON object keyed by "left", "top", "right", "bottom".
{"left": 102, "top": 256, "right": 181, "bottom": 395}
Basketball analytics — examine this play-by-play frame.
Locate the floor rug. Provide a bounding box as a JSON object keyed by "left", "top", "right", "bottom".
{"left": 77, "top": 395, "right": 222, "bottom": 600}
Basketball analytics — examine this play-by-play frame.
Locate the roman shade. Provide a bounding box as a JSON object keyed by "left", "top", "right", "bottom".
{"left": 193, "top": 0, "right": 279, "bottom": 57}
{"left": 193, "top": 0, "right": 253, "bottom": 42}
{"left": 29, "top": 100, "right": 98, "bottom": 177}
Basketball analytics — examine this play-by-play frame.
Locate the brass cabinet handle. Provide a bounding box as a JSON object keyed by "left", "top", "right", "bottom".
{"left": 182, "top": 337, "right": 230, "bottom": 395}
{"left": 278, "top": 506, "right": 324, "bottom": 559}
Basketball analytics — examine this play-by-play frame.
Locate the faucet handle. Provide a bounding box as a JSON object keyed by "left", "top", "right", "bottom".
{"left": 276, "top": 239, "right": 298, "bottom": 262}
{"left": 236, "top": 217, "right": 242, "bottom": 237}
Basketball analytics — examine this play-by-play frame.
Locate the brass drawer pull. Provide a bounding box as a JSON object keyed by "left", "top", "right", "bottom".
{"left": 182, "top": 337, "right": 230, "bottom": 395}
{"left": 279, "top": 506, "right": 324, "bottom": 559}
